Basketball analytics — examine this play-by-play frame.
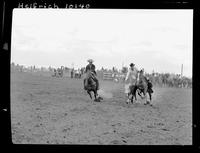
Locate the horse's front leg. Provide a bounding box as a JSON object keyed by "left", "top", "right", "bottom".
{"left": 143, "top": 88, "right": 148, "bottom": 105}
{"left": 143, "top": 93, "right": 148, "bottom": 105}
{"left": 148, "top": 91, "right": 153, "bottom": 106}
{"left": 148, "top": 91, "right": 152, "bottom": 101}
{"left": 137, "top": 88, "right": 143, "bottom": 99}
{"left": 94, "top": 90, "right": 100, "bottom": 103}
{"left": 133, "top": 86, "right": 138, "bottom": 101}
{"left": 94, "top": 90, "right": 97, "bottom": 101}
{"left": 87, "top": 90, "right": 92, "bottom": 99}
{"left": 126, "top": 93, "right": 131, "bottom": 104}
{"left": 130, "top": 87, "right": 136, "bottom": 104}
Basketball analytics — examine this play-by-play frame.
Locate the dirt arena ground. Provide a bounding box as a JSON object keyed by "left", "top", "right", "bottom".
{"left": 11, "top": 71, "right": 192, "bottom": 145}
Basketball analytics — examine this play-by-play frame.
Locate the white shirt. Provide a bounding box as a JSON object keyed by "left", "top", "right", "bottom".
{"left": 125, "top": 67, "right": 139, "bottom": 84}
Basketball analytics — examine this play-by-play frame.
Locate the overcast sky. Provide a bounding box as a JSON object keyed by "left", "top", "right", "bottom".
{"left": 11, "top": 9, "right": 193, "bottom": 77}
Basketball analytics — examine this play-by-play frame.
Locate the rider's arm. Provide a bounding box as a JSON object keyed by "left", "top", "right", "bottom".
{"left": 135, "top": 68, "right": 139, "bottom": 81}
{"left": 137, "top": 71, "right": 139, "bottom": 80}
{"left": 125, "top": 69, "right": 130, "bottom": 81}
{"left": 85, "top": 65, "right": 89, "bottom": 73}
{"left": 92, "top": 64, "right": 97, "bottom": 75}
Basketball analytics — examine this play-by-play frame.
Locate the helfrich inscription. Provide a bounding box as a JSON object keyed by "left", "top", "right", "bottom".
{"left": 18, "top": 2, "right": 90, "bottom": 8}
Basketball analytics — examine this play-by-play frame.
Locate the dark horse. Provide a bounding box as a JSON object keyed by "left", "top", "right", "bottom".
{"left": 128, "top": 71, "right": 153, "bottom": 105}
{"left": 84, "top": 72, "right": 103, "bottom": 102}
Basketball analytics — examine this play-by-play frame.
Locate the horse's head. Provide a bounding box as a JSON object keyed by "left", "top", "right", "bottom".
{"left": 88, "top": 76, "right": 96, "bottom": 86}
{"left": 88, "top": 71, "right": 95, "bottom": 77}
{"left": 85, "top": 71, "right": 95, "bottom": 87}
{"left": 139, "top": 69, "right": 144, "bottom": 76}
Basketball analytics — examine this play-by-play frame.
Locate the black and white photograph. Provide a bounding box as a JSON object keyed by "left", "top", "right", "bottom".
{"left": 10, "top": 9, "right": 192, "bottom": 145}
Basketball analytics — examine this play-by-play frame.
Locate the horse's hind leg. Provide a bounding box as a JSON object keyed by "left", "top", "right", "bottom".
{"left": 137, "top": 89, "right": 143, "bottom": 99}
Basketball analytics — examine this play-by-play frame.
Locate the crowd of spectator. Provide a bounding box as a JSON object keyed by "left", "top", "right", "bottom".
{"left": 11, "top": 63, "right": 192, "bottom": 88}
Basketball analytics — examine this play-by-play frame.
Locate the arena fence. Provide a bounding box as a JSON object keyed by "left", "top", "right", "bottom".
{"left": 103, "top": 72, "right": 113, "bottom": 80}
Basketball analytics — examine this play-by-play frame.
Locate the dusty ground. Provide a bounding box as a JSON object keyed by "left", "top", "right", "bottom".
{"left": 11, "top": 71, "right": 192, "bottom": 145}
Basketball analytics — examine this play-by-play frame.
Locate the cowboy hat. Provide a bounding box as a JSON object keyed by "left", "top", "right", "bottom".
{"left": 87, "top": 59, "right": 94, "bottom": 63}
{"left": 140, "top": 68, "right": 144, "bottom": 72}
{"left": 130, "top": 63, "right": 135, "bottom": 67}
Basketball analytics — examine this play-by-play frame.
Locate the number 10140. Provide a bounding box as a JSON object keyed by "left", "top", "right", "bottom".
{"left": 65, "top": 4, "right": 90, "bottom": 8}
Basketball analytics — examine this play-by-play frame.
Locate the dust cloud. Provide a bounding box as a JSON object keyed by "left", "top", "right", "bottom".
{"left": 98, "top": 89, "right": 113, "bottom": 99}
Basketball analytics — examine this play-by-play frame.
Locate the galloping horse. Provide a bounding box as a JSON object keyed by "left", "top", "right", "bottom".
{"left": 84, "top": 71, "right": 102, "bottom": 102}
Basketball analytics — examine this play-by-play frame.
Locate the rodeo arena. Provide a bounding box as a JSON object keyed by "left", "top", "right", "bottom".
{"left": 11, "top": 62, "right": 192, "bottom": 145}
